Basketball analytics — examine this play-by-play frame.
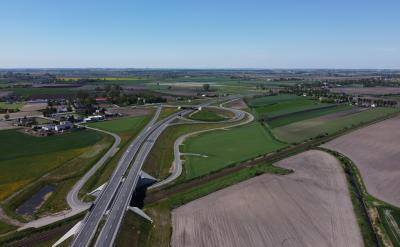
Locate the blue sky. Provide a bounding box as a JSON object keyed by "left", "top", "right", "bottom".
{"left": 0, "top": 0, "right": 399, "bottom": 68}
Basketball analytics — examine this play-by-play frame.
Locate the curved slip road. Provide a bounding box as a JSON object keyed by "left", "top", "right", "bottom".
{"left": 19, "top": 108, "right": 161, "bottom": 231}
{"left": 66, "top": 126, "right": 121, "bottom": 211}
{"left": 150, "top": 98, "right": 254, "bottom": 189}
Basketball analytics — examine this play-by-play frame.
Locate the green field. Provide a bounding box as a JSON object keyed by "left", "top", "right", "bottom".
{"left": 94, "top": 79, "right": 151, "bottom": 85}
{"left": 0, "top": 129, "right": 103, "bottom": 162}
{"left": 0, "top": 129, "right": 104, "bottom": 201}
{"left": 87, "top": 116, "right": 149, "bottom": 134}
{"left": 158, "top": 107, "right": 179, "bottom": 121}
{"left": 188, "top": 108, "right": 231, "bottom": 122}
{"left": 274, "top": 108, "right": 398, "bottom": 143}
{"left": 0, "top": 102, "right": 24, "bottom": 110}
{"left": 247, "top": 94, "right": 301, "bottom": 107}
{"left": 267, "top": 104, "right": 353, "bottom": 128}
{"left": 253, "top": 98, "right": 329, "bottom": 119}
{"left": 247, "top": 94, "right": 337, "bottom": 122}
{"left": 0, "top": 221, "right": 16, "bottom": 235}
{"left": 1, "top": 87, "right": 78, "bottom": 98}
{"left": 143, "top": 123, "right": 228, "bottom": 179}
{"left": 182, "top": 122, "right": 287, "bottom": 179}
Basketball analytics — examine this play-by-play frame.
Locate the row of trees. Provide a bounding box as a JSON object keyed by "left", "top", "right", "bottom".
{"left": 357, "top": 98, "right": 398, "bottom": 107}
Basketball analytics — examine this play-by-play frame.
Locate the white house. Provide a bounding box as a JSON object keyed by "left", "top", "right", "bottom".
{"left": 83, "top": 115, "right": 104, "bottom": 123}
{"left": 55, "top": 121, "right": 73, "bottom": 132}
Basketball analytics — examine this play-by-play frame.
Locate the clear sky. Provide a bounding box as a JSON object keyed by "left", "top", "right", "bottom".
{"left": 1, "top": 0, "right": 399, "bottom": 69}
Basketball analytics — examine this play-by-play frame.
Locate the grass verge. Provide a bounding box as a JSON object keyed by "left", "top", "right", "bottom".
{"left": 188, "top": 107, "right": 232, "bottom": 122}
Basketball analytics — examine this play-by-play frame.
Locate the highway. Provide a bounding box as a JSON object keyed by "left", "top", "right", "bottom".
{"left": 70, "top": 106, "right": 162, "bottom": 247}
{"left": 67, "top": 126, "right": 121, "bottom": 211}
{"left": 71, "top": 101, "right": 211, "bottom": 246}
{"left": 95, "top": 109, "right": 192, "bottom": 246}
{"left": 93, "top": 100, "right": 246, "bottom": 246}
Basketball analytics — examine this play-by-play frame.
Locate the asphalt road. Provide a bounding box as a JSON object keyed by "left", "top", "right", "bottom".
{"left": 70, "top": 106, "right": 162, "bottom": 247}
{"left": 95, "top": 109, "right": 192, "bottom": 246}
{"left": 67, "top": 126, "right": 121, "bottom": 211}
{"left": 94, "top": 100, "right": 245, "bottom": 246}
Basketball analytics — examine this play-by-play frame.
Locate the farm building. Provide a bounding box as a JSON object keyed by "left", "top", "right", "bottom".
{"left": 41, "top": 124, "right": 56, "bottom": 131}
{"left": 55, "top": 121, "right": 73, "bottom": 131}
{"left": 95, "top": 97, "right": 109, "bottom": 103}
{"left": 83, "top": 115, "right": 104, "bottom": 123}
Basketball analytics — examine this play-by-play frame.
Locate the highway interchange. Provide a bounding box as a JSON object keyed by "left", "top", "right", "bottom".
{"left": 70, "top": 99, "right": 248, "bottom": 247}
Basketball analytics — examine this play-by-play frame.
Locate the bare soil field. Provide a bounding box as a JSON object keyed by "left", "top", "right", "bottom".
{"left": 224, "top": 98, "right": 248, "bottom": 110}
{"left": 20, "top": 103, "right": 47, "bottom": 112}
{"left": 107, "top": 106, "right": 150, "bottom": 117}
{"left": 0, "top": 111, "right": 43, "bottom": 120}
{"left": 330, "top": 87, "right": 400, "bottom": 95}
{"left": 0, "top": 121, "right": 16, "bottom": 130}
{"left": 172, "top": 150, "right": 362, "bottom": 247}
{"left": 0, "top": 91, "right": 11, "bottom": 97}
{"left": 322, "top": 115, "right": 400, "bottom": 207}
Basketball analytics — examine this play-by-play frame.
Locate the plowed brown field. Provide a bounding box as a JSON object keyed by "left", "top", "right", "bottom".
{"left": 322, "top": 115, "right": 400, "bottom": 207}
{"left": 172, "top": 150, "right": 362, "bottom": 247}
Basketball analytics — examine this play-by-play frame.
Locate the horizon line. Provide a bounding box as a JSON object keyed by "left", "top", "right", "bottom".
{"left": 1, "top": 67, "right": 400, "bottom": 71}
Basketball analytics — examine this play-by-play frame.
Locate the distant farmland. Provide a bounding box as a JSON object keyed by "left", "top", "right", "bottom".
{"left": 247, "top": 94, "right": 300, "bottom": 107}
{"left": 172, "top": 150, "right": 362, "bottom": 247}
{"left": 322, "top": 115, "right": 400, "bottom": 207}
{"left": 249, "top": 95, "right": 331, "bottom": 120}
{"left": 267, "top": 104, "right": 353, "bottom": 128}
{"left": 273, "top": 107, "right": 398, "bottom": 143}
{"left": 330, "top": 87, "right": 400, "bottom": 95}
{"left": 1, "top": 87, "right": 79, "bottom": 98}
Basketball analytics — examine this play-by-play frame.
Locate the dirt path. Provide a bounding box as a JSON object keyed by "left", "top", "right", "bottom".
{"left": 0, "top": 207, "right": 23, "bottom": 227}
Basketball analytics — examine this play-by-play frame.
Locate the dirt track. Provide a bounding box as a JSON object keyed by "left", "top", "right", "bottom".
{"left": 171, "top": 150, "right": 362, "bottom": 247}
{"left": 322, "top": 115, "right": 400, "bottom": 207}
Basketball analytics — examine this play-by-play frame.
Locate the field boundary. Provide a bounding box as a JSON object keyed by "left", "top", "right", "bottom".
{"left": 320, "top": 148, "right": 400, "bottom": 247}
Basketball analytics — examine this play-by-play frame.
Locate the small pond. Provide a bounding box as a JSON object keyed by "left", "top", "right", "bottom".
{"left": 16, "top": 185, "right": 55, "bottom": 216}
